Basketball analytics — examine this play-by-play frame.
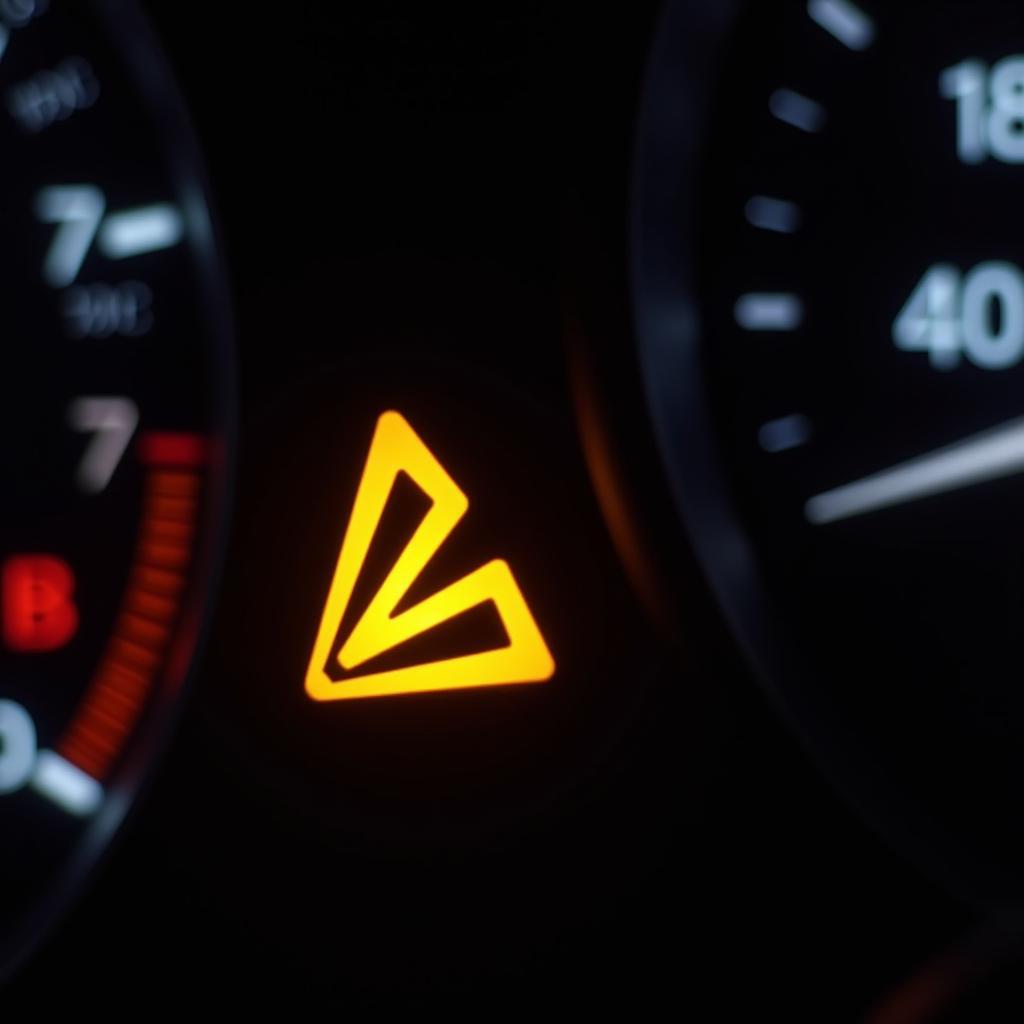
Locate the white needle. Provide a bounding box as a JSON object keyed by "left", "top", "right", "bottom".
{"left": 805, "top": 416, "right": 1024, "bottom": 525}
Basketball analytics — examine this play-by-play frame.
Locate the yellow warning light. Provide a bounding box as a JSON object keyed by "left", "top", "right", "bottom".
{"left": 304, "top": 411, "right": 555, "bottom": 701}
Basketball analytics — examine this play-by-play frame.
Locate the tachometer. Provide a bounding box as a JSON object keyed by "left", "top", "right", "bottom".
{"left": 0, "top": 0, "right": 232, "bottom": 975}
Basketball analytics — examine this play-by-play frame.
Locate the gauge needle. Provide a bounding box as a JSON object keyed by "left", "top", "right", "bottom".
{"left": 804, "top": 416, "right": 1024, "bottom": 524}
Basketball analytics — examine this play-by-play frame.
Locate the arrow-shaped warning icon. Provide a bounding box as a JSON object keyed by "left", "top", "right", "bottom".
{"left": 304, "top": 411, "right": 555, "bottom": 701}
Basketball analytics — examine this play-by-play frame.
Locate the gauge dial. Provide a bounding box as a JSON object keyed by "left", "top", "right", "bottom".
{"left": 635, "top": 0, "right": 1024, "bottom": 904}
{"left": 0, "top": 0, "right": 232, "bottom": 975}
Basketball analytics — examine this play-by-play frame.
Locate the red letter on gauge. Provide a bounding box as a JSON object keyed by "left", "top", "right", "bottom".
{"left": 2, "top": 555, "right": 79, "bottom": 652}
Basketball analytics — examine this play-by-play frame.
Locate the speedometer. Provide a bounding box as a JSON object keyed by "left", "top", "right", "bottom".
{"left": 0, "top": 0, "right": 232, "bottom": 975}
{"left": 635, "top": 0, "right": 1024, "bottom": 904}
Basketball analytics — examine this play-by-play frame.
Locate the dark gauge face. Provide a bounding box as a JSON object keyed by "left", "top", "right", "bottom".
{"left": 0, "top": 0, "right": 232, "bottom": 974}
{"left": 635, "top": 0, "right": 1024, "bottom": 905}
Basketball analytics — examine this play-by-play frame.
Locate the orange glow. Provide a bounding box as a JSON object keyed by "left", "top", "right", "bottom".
{"left": 305, "top": 411, "right": 555, "bottom": 701}
{"left": 2, "top": 554, "right": 79, "bottom": 652}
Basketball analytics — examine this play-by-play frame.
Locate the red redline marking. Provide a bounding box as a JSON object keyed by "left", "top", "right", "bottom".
{"left": 108, "top": 636, "right": 161, "bottom": 670}
{"left": 94, "top": 676, "right": 144, "bottom": 714}
{"left": 90, "top": 674, "right": 146, "bottom": 712}
{"left": 125, "top": 590, "right": 177, "bottom": 622}
{"left": 145, "top": 520, "right": 195, "bottom": 544}
{"left": 150, "top": 472, "right": 200, "bottom": 499}
{"left": 88, "top": 701, "right": 134, "bottom": 734}
{"left": 139, "top": 529, "right": 190, "bottom": 553}
{"left": 138, "top": 542, "right": 190, "bottom": 570}
{"left": 94, "top": 665, "right": 147, "bottom": 704}
{"left": 59, "top": 467, "right": 203, "bottom": 780}
{"left": 61, "top": 738, "right": 91, "bottom": 763}
{"left": 132, "top": 566, "right": 185, "bottom": 597}
{"left": 119, "top": 613, "right": 170, "bottom": 647}
{"left": 61, "top": 744, "right": 104, "bottom": 780}
{"left": 137, "top": 432, "right": 208, "bottom": 468}
{"left": 146, "top": 496, "right": 197, "bottom": 521}
{"left": 82, "top": 691, "right": 139, "bottom": 730}
{"left": 69, "top": 718, "right": 120, "bottom": 755}
{"left": 104, "top": 658, "right": 148, "bottom": 683}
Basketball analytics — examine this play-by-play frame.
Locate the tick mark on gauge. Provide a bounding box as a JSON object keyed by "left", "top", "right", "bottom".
{"left": 735, "top": 293, "right": 804, "bottom": 331}
{"left": 759, "top": 414, "right": 813, "bottom": 453}
{"left": 807, "top": 0, "right": 875, "bottom": 51}
{"left": 137, "top": 431, "right": 209, "bottom": 468}
{"left": 769, "top": 88, "right": 827, "bottom": 133}
{"left": 30, "top": 750, "right": 103, "bottom": 817}
{"left": 98, "top": 203, "right": 184, "bottom": 259}
{"left": 745, "top": 196, "right": 802, "bottom": 234}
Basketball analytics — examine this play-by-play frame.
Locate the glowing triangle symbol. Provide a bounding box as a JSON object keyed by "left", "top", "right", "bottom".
{"left": 305, "top": 411, "right": 555, "bottom": 701}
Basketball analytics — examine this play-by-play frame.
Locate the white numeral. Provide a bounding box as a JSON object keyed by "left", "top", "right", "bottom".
{"left": 941, "top": 56, "right": 1024, "bottom": 163}
{"left": 35, "top": 185, "right": 106, "bottom": 287}
{"left": 0, "top": 700, "right": 36, "bottom": 795}
{"left": 68, "top": 396, "right": 138, "bottom": 493}
{"left": 894, "top": 262, "right": 1024, "bottom": 371}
